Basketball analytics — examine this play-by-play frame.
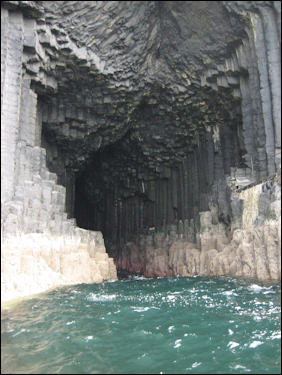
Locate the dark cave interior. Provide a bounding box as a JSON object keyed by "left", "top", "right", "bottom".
{"left": 36, "top": 19, "right": 252, "bottom": 254}
{"left": 70, "top": 104, "right": 244, "bottom": 249}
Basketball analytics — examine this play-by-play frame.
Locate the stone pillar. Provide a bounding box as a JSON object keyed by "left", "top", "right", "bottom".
{"left": 239, "top": 41, "right": 255, "bottom": 172}
{"left": 1, "top": 11, "right": 24, "bottom": 203}
{"left": 251, "top": 13, "right": 276, "bottom": 176}
{"left": 65, "top": 170, "right": 76, "bottom": 218}
{"left": 1, "top": 8, "right": 9, "bottom": 108}
{"left": 245, "top": 24, "right": 268, "bottom": 180}
{"left": 273, "top": 1, "right": 281, "bottom": 40}
{"left": 260, "top": 6, "right": 281, "bottom": 168}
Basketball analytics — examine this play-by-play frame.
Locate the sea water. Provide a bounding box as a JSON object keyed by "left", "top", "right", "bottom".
{"left": 1, "top": 276, "right": 281, "bottom": 374}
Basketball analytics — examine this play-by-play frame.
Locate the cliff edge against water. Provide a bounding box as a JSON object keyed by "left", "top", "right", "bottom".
{"left": 1, "top": 1, "right": 281, "bottom": 302}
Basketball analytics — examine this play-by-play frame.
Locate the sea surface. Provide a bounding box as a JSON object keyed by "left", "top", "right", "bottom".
{"left": 1, "top": 276, "right": 281, "bottom": 374}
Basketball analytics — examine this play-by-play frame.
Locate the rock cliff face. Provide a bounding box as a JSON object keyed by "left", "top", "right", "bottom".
{"left": 1, "top": 1, "right": 281, "bottom": 301}
{"left": 115, "top": 174, "right": 281, "bottom": 281}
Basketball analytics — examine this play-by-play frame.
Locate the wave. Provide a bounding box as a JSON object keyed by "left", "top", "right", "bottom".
{"left": 86, "top": 293, "right": 117, "bottom": 302}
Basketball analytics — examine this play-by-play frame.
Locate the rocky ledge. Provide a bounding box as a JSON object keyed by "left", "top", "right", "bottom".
{"left": 1, "top": 230, "right": 117, "bottom": 303}
{"left": 114, "top": 173, "right": 281, "bottom": 282}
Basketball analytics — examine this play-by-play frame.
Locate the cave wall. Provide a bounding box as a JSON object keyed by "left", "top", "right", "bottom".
{"left": 1, "top": 1, "right": 117, "bottom": 302}
{"left": 1, "top": 1, "right": 281, "bottom": 291}
{"left": 76, "top": 109, "right": 243, "bottom": 246}
{"left": 70, "top": 1, "right": 281, "bottom": 264}
{"left": 1, "top": 5, "right": 79, "bottom": 237}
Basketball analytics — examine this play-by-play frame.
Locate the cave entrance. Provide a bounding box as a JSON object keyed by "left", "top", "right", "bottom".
{"left": 72, "top": 119, "right": 245, "bottom": 258}
{"left": 39, "top": 88, "right": 245, "bottom": 263}
{"left": 74, "top": 153, "right": 107, "bottom": 233}
{"left": 73, "top": 136, "right": 152, "bottom": 249}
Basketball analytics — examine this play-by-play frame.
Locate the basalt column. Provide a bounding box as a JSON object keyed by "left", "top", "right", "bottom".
{"left": 1, "top": 1, "right": 117, "bottom": 303}
{"left": 73, "top": 95, "right": 244, "bottom": 265}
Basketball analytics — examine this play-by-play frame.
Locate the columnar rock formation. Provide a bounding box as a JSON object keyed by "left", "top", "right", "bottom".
{"left": 1, "top": 1, "right": 118, "bottom": 302}
{"left": 115, "top": 175, "right": 281, "bottom": 280}
{"left": 1, "top": 1, "right": 281, "bottom": 301}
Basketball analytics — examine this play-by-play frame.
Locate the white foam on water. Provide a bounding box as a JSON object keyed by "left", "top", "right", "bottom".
{"left": 132, "top": 307, "right": 150, "bottom": 312}
{"left": 162, "top": 295, "right": 177, "bottom": 303}
{"left": 248, "top": 284, "right": 273, "bottom": 293}
{"left": 142, "top": 330, "right": 152, "bottom": 335}
{"left": 263, "top": 290, "right": 275, "bottom": 294}
{"left": 192, "top": 362, "right": 201, "bottom": 368}
{"left": 174, "top": 339, "right": 182, "bottom": 348}
{"left": 132, "top": 275, "right": 148, "bottom": 280}
{"left": 86, "top": 293, "right": 117, "bottom": 302}
{"left": 168, "top": 325, "right": 175, "bottom": 333}
{"left": 132, "top": 306, "right": 159, "bottom": 312}
{"left": 253, "top": 315, "right": 262, "bottom": 321}
{"left": 233, "top": 365, "right": 249, "bottom": 371}
{"left": 167, "top": 295, "right": 176, "bottom": 300}
{"left": 227, "top": 341, "right": 240, "bottom": 349}
{"left": 66, "top": 321, "right": 75, "bottom": 326}
{"left": 269, "top": 331, "right": 281, "bottom": 340}
{"left": 223, "top": 290, "right": 238, "bottom": 296}
{"left": 249, "top": 340, "right": 263, "bottom": 348}
{"left": 249, "top": 284, "right": 263, "bottom": 292}
{"left": 253, "top": 330, "right": 267, "bottom": 339}
{"left": 12, "top": 328, "right": 28, "bottom": 337}
{"left": 70, "top": 290, "right": 80, "bottom": 294}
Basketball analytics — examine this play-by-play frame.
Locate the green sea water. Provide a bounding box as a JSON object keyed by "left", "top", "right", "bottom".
{"left": 1, "top": 276, "right": 281, "bottom": 374}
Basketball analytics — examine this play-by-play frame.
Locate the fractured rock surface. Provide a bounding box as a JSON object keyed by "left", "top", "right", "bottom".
{"left": 114, "top": 177, "right": 281, "bottom": 282}
{"left": 1, "top": 231, "right": 117, "bottom": 302}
